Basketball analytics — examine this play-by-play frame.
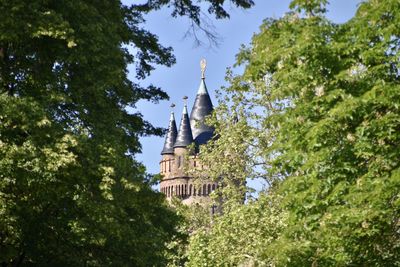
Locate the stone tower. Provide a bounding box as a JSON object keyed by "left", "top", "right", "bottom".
{"left": 159, "top": 60, "right": 217, "bottom": 205}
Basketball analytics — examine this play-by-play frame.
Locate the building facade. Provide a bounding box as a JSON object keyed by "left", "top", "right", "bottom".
{"left": 159, "top": 60, "right": 217, "bottom": 205}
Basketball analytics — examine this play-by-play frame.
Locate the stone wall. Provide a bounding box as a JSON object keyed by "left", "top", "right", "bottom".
{"left": 160, "top": 148, "right": 217, "bottom": 205}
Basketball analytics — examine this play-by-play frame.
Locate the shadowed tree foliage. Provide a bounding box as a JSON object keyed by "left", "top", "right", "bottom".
{"left": 0, "top": 0, "right": 253, "bottom": 266}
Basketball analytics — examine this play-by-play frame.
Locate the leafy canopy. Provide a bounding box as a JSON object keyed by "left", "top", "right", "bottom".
{"left": 0, "top": 0, "right": 253, "bottom": 266}
{"left": 187, "top": 0, "right": 400, "bottom": 266}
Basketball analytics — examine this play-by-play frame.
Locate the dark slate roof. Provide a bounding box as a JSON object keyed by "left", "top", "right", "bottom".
{"left": 190, "top": 78, "right": 214, "bottom": 146}
{"left": 174, "top": 105, "right": 194, "bottom": 148}
{"left": 161, "top": 112, "right": 178, "bottom": 155}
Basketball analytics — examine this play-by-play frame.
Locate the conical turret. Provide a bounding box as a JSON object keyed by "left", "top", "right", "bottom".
{"left": 190, "top": 59, "right": 214, "bottom": 146}
{"left": 161, "top": 104, "right": 178, "bottom": 155}
{"left": 174, "top": 97, "right": 194, "bottom": 148}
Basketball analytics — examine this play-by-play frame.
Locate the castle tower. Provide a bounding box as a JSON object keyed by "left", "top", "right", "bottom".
{"left": 159, "top": 60, "right": 217, "bottom": 205}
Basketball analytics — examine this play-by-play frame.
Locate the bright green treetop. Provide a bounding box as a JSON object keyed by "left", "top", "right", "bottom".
{"left": 188, "top": 0, "right": 400, "bottom": 266}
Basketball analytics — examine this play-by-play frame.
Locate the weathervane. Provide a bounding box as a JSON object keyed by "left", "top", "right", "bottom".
{"left": 200, "top": 59, "right": 207, "bottom": 79}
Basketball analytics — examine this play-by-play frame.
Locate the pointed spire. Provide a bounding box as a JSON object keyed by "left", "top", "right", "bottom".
{"left": 161, "top": 104, "right": 178, "bottom": 155}
{"left": 190, "top": 59, "right": 214, "bottom": 146}
{"left": 197, "top": 77, "right": 209, "bottom": 95}
{"left": 174, "top": 97, "right": 194, "bottom": 148}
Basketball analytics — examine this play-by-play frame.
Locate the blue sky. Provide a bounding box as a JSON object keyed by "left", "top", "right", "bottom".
{"left": 129, "top": 0, "right": 361, "bottom": 189}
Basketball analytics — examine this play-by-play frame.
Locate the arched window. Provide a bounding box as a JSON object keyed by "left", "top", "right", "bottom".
{"left": 184, "top": 184, "right": 187, "bottom": 196}
{"left": 208, "top": 184, "right": 211, "bottom": 195}
{"left": 193, "top": 187, "right": 196, "bottom": 196}
{"left": 189, "top": 184, "right": 192, "bottom": 196}
{"left": 203, "top": 184, "right": 207, "bottom": 196}
{"left": 212, "top": 184, "right": 216, "bottom": 191}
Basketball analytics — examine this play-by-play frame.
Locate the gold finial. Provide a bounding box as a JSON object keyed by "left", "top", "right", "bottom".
{"left": 200, "top": 58, "right": 207, "bottom": 79}
{"left": 183, "top": 96, "right": 188, "bottom": 105}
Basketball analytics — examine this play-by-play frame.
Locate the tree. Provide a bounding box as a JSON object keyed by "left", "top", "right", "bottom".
{"left": 0, "top": 0, "right": 253, "bottom": 265}
{"left": 187, "top": 0, "right": 400, "bottom": 265}
{"left": 186, "top": 192, "right": 287, "bottom": 266}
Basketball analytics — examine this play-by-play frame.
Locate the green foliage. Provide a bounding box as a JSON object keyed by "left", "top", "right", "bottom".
{"left": 187, "top": 0, "right": 400, "bottom": 266}
{"left": 136, "top": 0, "right": 254, "bottom": 22}
{"left": 0, "top": 0, "right": 253, "bottom": 266}
{"left": 187, "top": 192, "right": 287, "bottom": 266}
{"left": 165, "top": 198, "right": 211, "bottom": 267}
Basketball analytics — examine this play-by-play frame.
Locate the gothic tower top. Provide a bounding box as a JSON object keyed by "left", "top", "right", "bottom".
{"left": 174, "top": 97, "right": 194, "bottom": 148}
{"left": 161, "top": 104, "right": 178, "bottom": 155}
{"left": 190, "top": 59, "right": 214, "bottom": 146}
{"left": 159, "top": 60, "right": 218, "bottom": 206}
